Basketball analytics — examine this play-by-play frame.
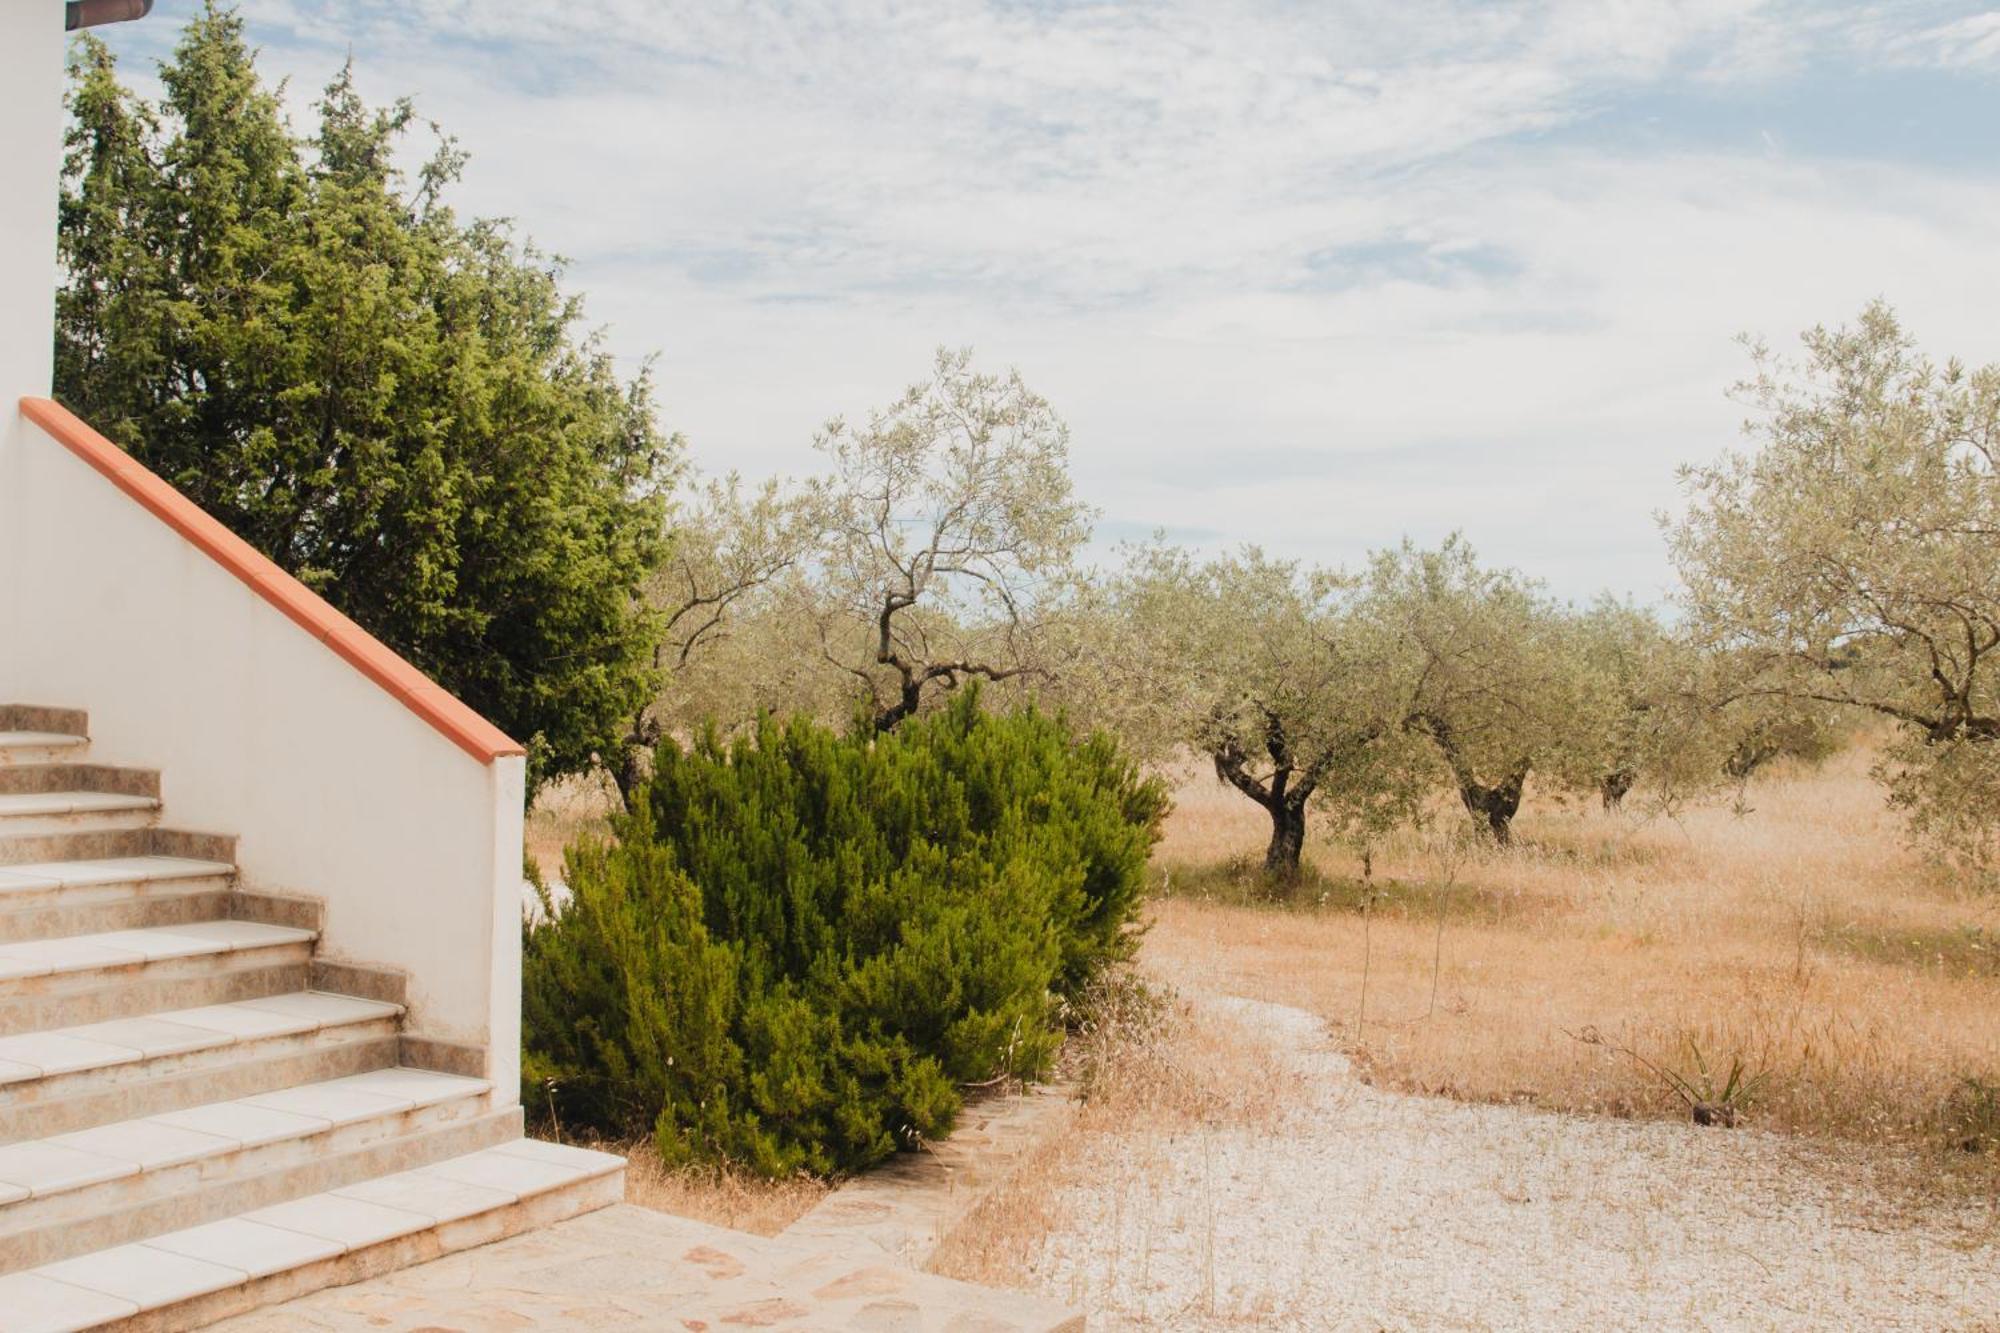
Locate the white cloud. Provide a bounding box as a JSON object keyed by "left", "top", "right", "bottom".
{"left": 98, "top": 0, "right": 2000, "bottom": 599}
{"left": 1858, "top": 6, "right": 2000, "bottom": 69}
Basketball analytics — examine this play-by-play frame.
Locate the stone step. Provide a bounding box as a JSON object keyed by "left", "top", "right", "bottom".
{"left": 0, "top": 922, "right": 314, "bottom": 1036}
{"left": 0, "top": 1068, "right": 506, "bottom": 1273}
{"left": 0, "top": 794, "right": 161, "bottom": 842}
{"left": 0, "top": 993, "right": 403, "bottom": 1144}
{"left": 0, "top": 830, "right": 235, "bottom": 873}
{"left": 0, "top": 736, "right": 89, "bottom": 769}
{"left": 0, "top": 859, "right": 236, "bottom": 944}
{"left": 0, "top": 708, "right": 614, "bottom": 1327}
{"left": 0, "top": 1138, "right": 625, "bottom": 1332}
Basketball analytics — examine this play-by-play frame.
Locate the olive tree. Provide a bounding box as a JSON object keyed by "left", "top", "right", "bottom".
{"left": 810, "top": 349, "right": 1093, "bottom": 732}
{"left": 1359, "top": 538, "right": 1584, "bottom": 844}
{"left": 614, "top": 475, "right": 821, "bottom": 800}
{"left": 1108, "top": 544, "right": 1418, "bottom": 877}
{"left": 1714, "top": 684, "right": 1842, "bottom": 784}
{"left": 1671, "top": 302, "right": 2000, "bottom": 871}
{"left": 1570, "top": 597, "right": 1728, "bottom": 814}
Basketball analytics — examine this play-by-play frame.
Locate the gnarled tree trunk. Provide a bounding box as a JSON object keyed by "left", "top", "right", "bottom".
{"left": 866, "top": 591, "right": 1036, "bottom": 733}
{"left": 1455, "top": 767, "right": 1526, "bottom": 844}
{"left": 1263, "top": 799, "right": 1308, "bottom": 876}
{"left": 613, "top": 709, "right": 662, "bottom": 813}
{"left": 1409, "top": 711, "right": 1530, "bottom": 845}
{"left": 1211, "top": 711, "right": 1326, "bottom": 882}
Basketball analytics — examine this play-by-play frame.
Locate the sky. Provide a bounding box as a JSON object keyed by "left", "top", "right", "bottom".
{"left": 89, "top": 0, "right": 2000, "bottom": 604}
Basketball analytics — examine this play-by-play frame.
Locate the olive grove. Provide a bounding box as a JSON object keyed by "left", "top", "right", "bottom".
{"left": 1673, "top": 302, "right": 2000, "bottom": 872}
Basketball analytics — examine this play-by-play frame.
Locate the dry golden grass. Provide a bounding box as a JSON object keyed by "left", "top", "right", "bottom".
{"left": 933, "top": 975, "right": 2000, "bottom": 1326}
{"left": 1147, "top": 743, "right": 2000, "bottom": 1167}
{"left": 526, "top": 771, "right": 619, "bottom": 882}
{"left": 588, "top": 1139, "right": 828, "bottom": 1237}
{"left": 936, "top": 751, "right": 2000, "bottom": 1320}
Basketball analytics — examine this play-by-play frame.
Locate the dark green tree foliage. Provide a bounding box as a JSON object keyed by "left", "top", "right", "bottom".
{"left": 57, "top": 7, "right": 674, "bottom": 786}
{"left": 522, "top": 692, "right": 1165, "bottom": 1176}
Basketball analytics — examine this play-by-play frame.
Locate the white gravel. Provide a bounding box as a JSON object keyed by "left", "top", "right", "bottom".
{"left": 1026, "top": 992, "right": 2000, "bottom": 1331}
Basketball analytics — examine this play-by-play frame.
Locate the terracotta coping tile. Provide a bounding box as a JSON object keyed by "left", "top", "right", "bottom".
{"left": 18, "top": 397, "right": 525, "bottom": 765}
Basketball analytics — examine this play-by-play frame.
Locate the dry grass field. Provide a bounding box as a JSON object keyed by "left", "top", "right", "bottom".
{"left": 1143, "top": 742, "right": 2000, "bottom": 1167}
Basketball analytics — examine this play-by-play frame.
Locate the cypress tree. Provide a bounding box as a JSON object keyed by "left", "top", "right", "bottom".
{"left": 523, "top": 692, "right": 1166, "bottom": 1176}
{"left": 56, "top": 6, "right": 673, "bottom": 787}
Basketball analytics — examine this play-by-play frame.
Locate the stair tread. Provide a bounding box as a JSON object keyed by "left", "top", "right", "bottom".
{"left": 0, "top": 793, "right": 158, "bottom": 819}
{"left": 0, "top": 734, "right": 86, "bottom": 754}
{"left": 0, "top": 1139, "right": 619, "bottom": 1328}
{"left": 0, "top": 1067, "right": 488, "bottom": 1204}
{"left": 36, "top": 1242, "right": 240, "bottom": 1321}
{"left": 0, "top": 858, "right": 233, "bottom": 894}
{"left": 142, "top": 1215, "right": 342, "bottom": 1280}
{"left": 0, "top": 920, "right": 311, "bottom": 981}
{"left": 0, "top": 991, "right": 399, "bottom": 1086}
{"left": 0, "top": 1271, "right": 136, "bottom": 1331}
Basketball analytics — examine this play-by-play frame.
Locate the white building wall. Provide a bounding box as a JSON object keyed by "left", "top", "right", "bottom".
{"left": 4, "top": 411, "right": 525, "bottom": 1098}
{"left": 0, "top": 11, "right": 523, "bottom": 1099}
{"left": 0, "top": 1, "right": 61, "bottom": 397}
{"left": 0, "top": 1, "right": 68, "bottom": 688}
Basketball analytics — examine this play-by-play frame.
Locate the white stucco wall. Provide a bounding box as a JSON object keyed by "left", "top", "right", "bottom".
{"left": 0, "top": 1, "right": 67, "bottom": 663}
{"left": 0, "top": 1, "right": 61, "bottom": 398}
{"left": 2, "top": 419, "right": 524, "bottom": 1097}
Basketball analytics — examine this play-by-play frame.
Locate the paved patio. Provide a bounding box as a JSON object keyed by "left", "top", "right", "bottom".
{"left": 213, "top": 1202, "right": 1081, "bottom": 1331}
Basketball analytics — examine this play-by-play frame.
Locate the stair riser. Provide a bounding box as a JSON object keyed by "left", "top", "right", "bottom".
{"left": 0, "top": 1027, "right": 400, "bottom": 1144}
{"left": 0, "top": 768, "right": 158, "bottom": 799}
{"left": 0, "top": 1105, "right": 520, "bottom": 1274}
{"left": 0, "top": 708, "right": 87, "bottom": 737}
{"left": 0, "top": 807, "right": 159, "bottom": 840}
{"left": 0, "top": 884, "right": 233, "bottom": 945}
{"left": 111, "top": 1165, "right": 623, "bottom": 1333}
{"left": 227, "top": 893, "right": 323, "bottom": 936}
{"left": 0, "top": 830, "right": 234, "bottom": 870}
{"left": 0, "top": 951, "right": 310, "bottom": 1037}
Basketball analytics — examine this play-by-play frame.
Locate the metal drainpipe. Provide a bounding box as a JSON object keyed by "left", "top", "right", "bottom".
{"left": 66, "top": 0, "right": 154, "bottom": 31}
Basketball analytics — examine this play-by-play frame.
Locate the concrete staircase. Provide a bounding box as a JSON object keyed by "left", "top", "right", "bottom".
{"left": 0, "top": 707, "right": 622, "bottom": 1332}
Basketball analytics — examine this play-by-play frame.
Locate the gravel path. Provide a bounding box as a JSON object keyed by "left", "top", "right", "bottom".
{"left": 1024, "top": 993, "right": 2000, "bottom": 1331}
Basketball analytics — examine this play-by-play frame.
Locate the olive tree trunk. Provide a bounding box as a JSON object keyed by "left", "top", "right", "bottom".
{"left": 1263, "top": 799, "right": 1308, "bottom": 876}
{"left": 1456, "top": 774, "right": 1525, "bottom": 845}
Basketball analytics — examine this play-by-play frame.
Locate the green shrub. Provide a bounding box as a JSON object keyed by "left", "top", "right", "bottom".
{"left": 522, "top": 692, "right": 1166, "bottom": 1176}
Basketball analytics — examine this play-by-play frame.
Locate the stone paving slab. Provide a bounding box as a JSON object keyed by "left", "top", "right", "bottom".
{"left": 784, "top": 1083, "right": 1077, "bottom": 1268}
{"left": 215, "top": 1202, "right": 1082, "bottom": 1331}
